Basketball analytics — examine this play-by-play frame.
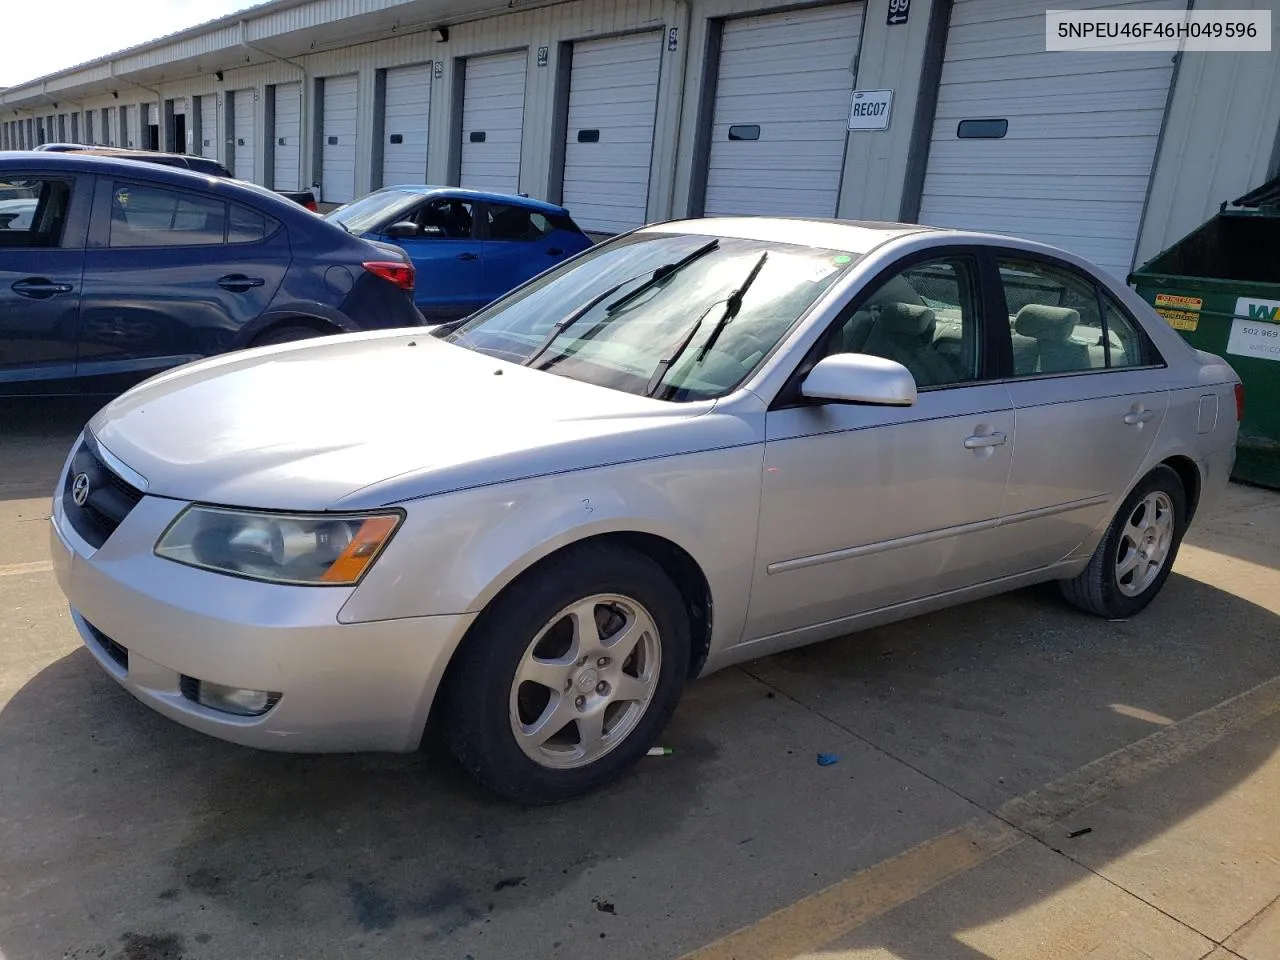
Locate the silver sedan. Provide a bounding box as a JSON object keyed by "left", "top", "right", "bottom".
{"left": 50, "top": 217, "right": 1241, "bottom": 802}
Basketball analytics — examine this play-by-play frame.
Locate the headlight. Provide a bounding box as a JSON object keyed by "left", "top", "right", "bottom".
{"left": 155, "top": 506, "right": 403, "bottom": 585}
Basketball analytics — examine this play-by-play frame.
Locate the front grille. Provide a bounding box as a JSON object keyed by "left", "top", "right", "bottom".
{"left": 179, "top": 675, "right": 200, "bottom": 703}
{"left": 84, "top": 621, "right": 128, "bottom": 670}
{"left": 62, "top": 441, "right": 144, "bottom": 549}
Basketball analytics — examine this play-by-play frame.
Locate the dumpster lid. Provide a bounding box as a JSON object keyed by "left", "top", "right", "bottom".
{"left": 1230, "top": 173, "right": 1280, "bottom": 210}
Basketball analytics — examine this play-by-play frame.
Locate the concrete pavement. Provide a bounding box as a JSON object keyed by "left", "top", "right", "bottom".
{"left": 3, "top": 398, "right": 1280, "bottom": 960}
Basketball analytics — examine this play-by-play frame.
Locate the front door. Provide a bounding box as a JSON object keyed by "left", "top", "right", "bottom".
{"left": 991, "top": 253, "right": 1170, "bottom": 574}
{"left": 78, "top": 178, "right": 287, "bottom": 392}
{"left": 747, "top": 253, "right": 1015, "bottom": 645}
{"left": 382, "top": 197, "right": 483, "bottom": 321}
{"left": 0, "top": 172, "right": 88, "bottom": 396}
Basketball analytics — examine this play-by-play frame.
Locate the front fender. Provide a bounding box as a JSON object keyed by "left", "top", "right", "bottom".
{"left": 338, "top": 444, "right": 765, "bottom": 663}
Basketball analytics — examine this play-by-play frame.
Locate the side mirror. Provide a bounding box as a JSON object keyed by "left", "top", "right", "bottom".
{"left": 800, "top": 354, "right": 917, "bottom": 406}
{"left": 384, "top": 221, "right": 420, "bottom": 238}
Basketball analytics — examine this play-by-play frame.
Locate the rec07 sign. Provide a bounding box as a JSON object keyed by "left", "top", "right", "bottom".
{"left": 847, "top": 89, "right": 893, "bottom": 131}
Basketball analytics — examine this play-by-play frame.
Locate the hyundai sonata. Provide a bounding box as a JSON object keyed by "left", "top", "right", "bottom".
{"left": 51, "top": 217, "right": 1241, "bottom": 803}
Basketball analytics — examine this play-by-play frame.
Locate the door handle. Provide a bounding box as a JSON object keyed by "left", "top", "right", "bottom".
{"left": 217, "top": 274, "right": 266, "bottom": 292}
{"left": 1124, "top": 407, "right": 1156, "bottom": 425}
{"left": 456, "top": 253, "right": 479, "bottom": 262}
{"left": 964, "top": 431, "right": 1007, "bottom": 449}
{"left": 11, "top": 278, "right": 73, "bottom": 299}
{"left": 546, "top": 247, "right": 563, "bottom": 256}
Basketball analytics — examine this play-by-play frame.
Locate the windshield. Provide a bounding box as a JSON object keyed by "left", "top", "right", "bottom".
{"left": 444, "top": 232, "right": 856, "bottom": 401}
{"left": 326, "top": 189, "right": 421, "bottom": 235}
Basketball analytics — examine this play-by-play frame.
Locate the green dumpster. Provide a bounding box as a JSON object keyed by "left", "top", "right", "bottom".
{"left": 1130, "top": 175, "right": 1280, "bottom": 488}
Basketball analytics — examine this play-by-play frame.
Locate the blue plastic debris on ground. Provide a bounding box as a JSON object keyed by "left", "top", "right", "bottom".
{"left": 816, "top": 752, "right": 841, "bottom": 766}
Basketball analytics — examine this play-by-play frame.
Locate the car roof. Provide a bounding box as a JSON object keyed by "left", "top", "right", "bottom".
{"left": 642, "top": 217, "right": 939, "bottom": 254}
{"left": 0, "top": 150, "right": 305, "bottom": 220}
{"left": 54, "top": 146, "right": 228, "bottom": 169}
{"left": 378, "top": 184, "right": 569, "bottom": 216}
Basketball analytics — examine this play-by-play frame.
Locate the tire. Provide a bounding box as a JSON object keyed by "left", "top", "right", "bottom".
{"left": 441, "top": 544, "right": 691, "bottom": 804}
{"left": 1059, "top": 465, "right": 1187, "bottom": 619}
{"left": 252, "top": 324, "right": 326, "bottom": 347}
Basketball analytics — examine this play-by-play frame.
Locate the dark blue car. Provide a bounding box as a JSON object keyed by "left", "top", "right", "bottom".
{"left": 0, "top": 152, "right": 422, "bottom": 397}
{"left": 325, "top": 187, "right": 593, "bottom": 322}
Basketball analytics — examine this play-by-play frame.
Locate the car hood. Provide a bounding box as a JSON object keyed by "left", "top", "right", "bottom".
{"left": 88, "top": 331, "right": 753, "bottom": 511}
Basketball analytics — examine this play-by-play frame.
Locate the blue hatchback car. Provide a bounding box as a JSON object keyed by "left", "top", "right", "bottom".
{"left": 326, "top": 187, "right": 594, "bottom": 322}
{"left": 0, "top": 152, "right": 422, "bottom": 397}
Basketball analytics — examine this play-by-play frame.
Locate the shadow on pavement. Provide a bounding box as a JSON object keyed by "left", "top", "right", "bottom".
{"left": 0, "top": 398, "right": 102, "bottom": 502}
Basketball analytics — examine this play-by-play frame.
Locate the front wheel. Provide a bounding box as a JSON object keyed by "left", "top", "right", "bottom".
{"left": 1059, "top": 465, "right": 1187, "bottom": 619}
{"left": 441, "top": 544, "right": 691, "bottom": 803}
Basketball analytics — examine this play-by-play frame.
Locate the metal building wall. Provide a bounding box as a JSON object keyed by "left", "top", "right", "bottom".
{"left": 123, "top": 0, "right": 682, "bottom": 207}
{"left": 3, "top": 0, "right": 1276, "bottom": 254}
{"left": 1135, "top": 0, "right": 1280, "bottom": 267}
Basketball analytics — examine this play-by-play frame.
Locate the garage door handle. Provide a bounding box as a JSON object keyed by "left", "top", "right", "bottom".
{"left": 12, "top": 278, "right": 73, "bottom": 298}
{"left": 1124, "top": 408, "right": 1156, "bottom": 425}
{"left": 217, "top": 274, "right": 265, "bottom": 292}
{"left": 964, "top": 432, "right": 1007, "bottom": 449}
{"left": 456, "top": 253, "right": 478, "bottom": 262}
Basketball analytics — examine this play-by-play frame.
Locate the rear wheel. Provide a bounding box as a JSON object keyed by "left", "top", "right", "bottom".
{"left": 442, "top": 544, "right": 690, "bottom": 804}
{"left": 252, "top": 324, "right": 327, "bottom": 347}
{"left": 1059, "top": 465, "right": 1187, "bottom": 619}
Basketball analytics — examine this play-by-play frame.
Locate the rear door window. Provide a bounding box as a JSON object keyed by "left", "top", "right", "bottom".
{"left": 485, "top": 204, "right": 554, "bottom": 242}
{"left": 0, "top": 178, "right": 73, "bottom": 248}
{"left": 996, "top": 256, "right": 1159, "bottom": 375}
{"left": 227, "top": 204, "right": 277, "bottom": 244}
{"left": 108, "top": 183, "right": 226, "bottom": 247}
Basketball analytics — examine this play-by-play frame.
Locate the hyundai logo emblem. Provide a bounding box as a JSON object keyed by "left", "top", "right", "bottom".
{"left": 71, "top": 473, "right": 91, "bottom": 507}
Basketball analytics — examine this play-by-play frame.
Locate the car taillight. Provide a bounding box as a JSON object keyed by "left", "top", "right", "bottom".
{"left": 1235, "top": 382, "right": 1245, "bottom": 422}
{"left": 363, "top": 260, "right": 415, "bottom": 292}
{"left": 304, "top": 200, "right": 318, "bottom": 212}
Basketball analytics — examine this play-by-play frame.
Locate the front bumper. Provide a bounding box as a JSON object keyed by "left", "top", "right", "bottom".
{"left": 50, "top": 474, "right": 473, "bottom": 754}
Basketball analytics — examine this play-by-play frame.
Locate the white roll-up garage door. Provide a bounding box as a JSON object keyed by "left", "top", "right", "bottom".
{"left": 917, "top": 0, "right": 1178, "bottom": 279}
{"left": 233, "top": 90, "right": 256, "bottom": 181}
{"left": 199, "top": 95, "right": 217, "bottom": 158}
{"left": 322, "top": 74, "right": 358, "bottom": 204}
{"left": 704, "top": 4, "right": 862, "bottom": 218}
{"left": 273, "top": 82, "right": 302, "bottom": 191}
{"left": 562, "top": 31, "right": 663, "bottom": 234}
{"left": 382, "top": 63, "right": 432, "bottom": 187}
{"left": 460, "top": 51, "right": 527, "bottom": 194}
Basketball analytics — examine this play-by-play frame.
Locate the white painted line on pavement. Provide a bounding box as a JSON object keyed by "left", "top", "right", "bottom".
{"left": 0, "top": 560, "right": 54, "bottom": 578}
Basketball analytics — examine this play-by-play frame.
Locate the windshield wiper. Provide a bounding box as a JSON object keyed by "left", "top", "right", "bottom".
{"left": 521, "top": 238, "right": 721, "bottom": 370}
{"left": 602, "top": 238, "right": 719, "bottom": 317}
{"left": 645, "top": 251, "right": 769, "bottom": 398}
{"left": 520, "top": 278, "right": 635, "bottom": 369}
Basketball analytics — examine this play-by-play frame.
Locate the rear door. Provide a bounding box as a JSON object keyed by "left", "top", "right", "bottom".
{"left": 991, "top": 251, "right": 1170, "bottom": 573}
{"left": 0, "top": 171, "right": 90, "bottom": 396}
{"left": 479, "top": 202, "right": 570, "bottom": 300}
{"left": 77, "top": 177, "right": 288, "bottom": 392}
{"left": 382, "top": 196, "right": 483, "bottom": 320}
